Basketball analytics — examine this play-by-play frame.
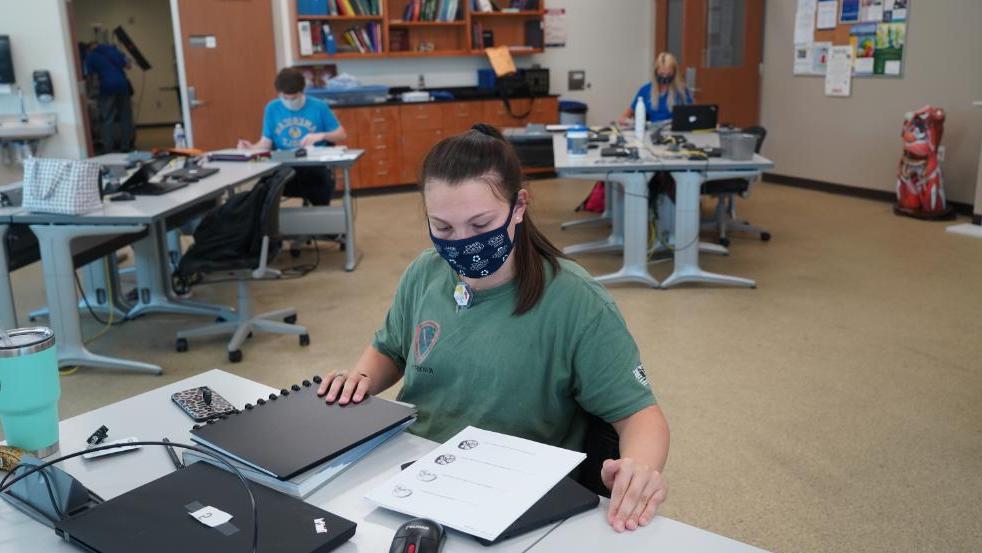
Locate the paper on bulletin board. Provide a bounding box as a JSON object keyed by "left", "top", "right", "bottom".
{"left": 849, "top": 23, "right": 877, "bottom": 75}
{"left": 544, "top": 9, "right": 567, "bottom": 48}
{"left": 794, "top": 0, "right": 817, "bottom": 44}
{"left": 825, "top": 45, "right": 853, "bottom": 96}
{"left": 793, "top": 43, "right": 814, "bottom": 75}
{"left": 874, "top": 22, "right": 905, "bottom": 75}
{"left": 816, "top": 0, "right": 838, "bottom": 29}
{"left": 812, "top": 42, "right": 832, "bottom": 74}
{"left": 883, "top": 0, "right": 907, "bottom": 22}
{"left": 861, "top": 0, "right": 883, "bottom": 22}
{"left": 839, "top": 0, "right": 860, "bottom": 22}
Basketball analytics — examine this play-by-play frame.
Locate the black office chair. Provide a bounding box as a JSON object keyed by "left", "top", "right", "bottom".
{"left": 173, "top": 167, "right": 310, "bottom": 363}
{"left": 701, "top": 126, "right": 771, "bottom": 247}
{"left": 577, "top": 413, "right": 621, "bottom": 498}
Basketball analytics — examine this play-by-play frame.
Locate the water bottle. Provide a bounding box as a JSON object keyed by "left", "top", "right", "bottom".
{"left": 0, "top": 327, "right": 60, "bottom": 458}
{"left": 173, "top": 123, "right": 187, "bottom": 149}
{"left": 634, "top": 96, "right": 646, "bottom": 143}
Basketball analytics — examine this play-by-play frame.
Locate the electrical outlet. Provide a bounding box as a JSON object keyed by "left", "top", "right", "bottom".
{"left": 938, "top": 145, "right": 946, "bottom": 162}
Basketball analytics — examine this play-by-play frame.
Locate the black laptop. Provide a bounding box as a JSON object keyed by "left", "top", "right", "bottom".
{"left": 54, "top": 462, "right": 356, "bottom": 553}
{"left": 671, "top": 104, "right": 719, "bottom": 132}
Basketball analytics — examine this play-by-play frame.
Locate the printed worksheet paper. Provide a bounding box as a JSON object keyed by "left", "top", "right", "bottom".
{"left": 365, "top": 426, "right": 586, "bottom": 541}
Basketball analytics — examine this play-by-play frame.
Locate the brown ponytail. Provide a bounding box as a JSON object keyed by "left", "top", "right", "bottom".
{"left": 419, "top": 124, "right": 567, "bottom": 315}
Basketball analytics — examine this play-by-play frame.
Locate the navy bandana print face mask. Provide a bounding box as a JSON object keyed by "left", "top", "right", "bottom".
{"left": 429, "top": 200, "right": 518, "bottom": 279}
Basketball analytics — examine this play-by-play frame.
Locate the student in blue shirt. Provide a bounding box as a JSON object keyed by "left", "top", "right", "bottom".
{"left": 83, "top": 42, "right": 134, "bottom": 153}
{"left": 618, "top": 52, "right": 693, "bottom": 125}
{"left": 238, "top": 68, "right": 347, "bottom": 205}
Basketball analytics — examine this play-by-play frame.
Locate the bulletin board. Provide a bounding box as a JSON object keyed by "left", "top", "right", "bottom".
{"left": 793, "top": 0, "right": 909, "bottom": 79}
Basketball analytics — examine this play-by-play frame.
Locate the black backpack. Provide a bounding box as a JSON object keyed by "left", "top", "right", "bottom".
{"left": 173, "top": 167, "right": 294, "bottom": 291}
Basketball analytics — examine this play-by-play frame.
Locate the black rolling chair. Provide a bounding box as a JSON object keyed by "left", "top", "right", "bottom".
{"left": 701, "top": 126, "right": 771, "bottom": 247}
{"left": 577, "top": 413, "right": 621, "bottom": 498}
{"left": 173, "top": 167, "right": 310, "bottom": 363}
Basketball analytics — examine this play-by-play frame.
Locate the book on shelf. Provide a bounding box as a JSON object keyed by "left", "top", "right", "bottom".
{"left": 297, "top": 0, "right": 329, "bottom": 16}
{"left": 322, "top": 23, "right": 338, "bottom": 54}
{"left": 390, "top": 28, "right": 410, "bottom": 51}
{"left": 298, "top": 21, "right": 315, "bottom": 56}
{"left": 471, "top": 21, "right": 484, "bottom": 49}
{"left": 311, "top": 23, "right": 324, "bottom": 53}
{"left": 524, "top": 19, "right": 542, "bottom": 49}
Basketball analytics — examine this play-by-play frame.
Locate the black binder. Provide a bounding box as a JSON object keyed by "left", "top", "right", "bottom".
{"left": 190, "top": 379, "right": 417, "bottom": 480}
{"left": 54, "top": 462, "right": 356, "bottom": 553}
{"left": 476, "top": 476, "right": 599, "bottom": 545}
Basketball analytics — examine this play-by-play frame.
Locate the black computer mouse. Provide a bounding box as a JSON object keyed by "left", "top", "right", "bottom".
{"left": 389, "top": 518, "right": 446, "bottom": 553}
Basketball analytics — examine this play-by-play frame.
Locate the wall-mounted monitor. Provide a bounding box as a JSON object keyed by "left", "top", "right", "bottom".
{"left": 0, "top": 36, "right": 14, "bottom": 84}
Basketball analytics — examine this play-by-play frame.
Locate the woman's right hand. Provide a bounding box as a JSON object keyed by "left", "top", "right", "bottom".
{"left": 236, "top": 138, "right": 253, "bottom": 150}
{"left": 317, "top": 370, "right": 373, "bottom": 405}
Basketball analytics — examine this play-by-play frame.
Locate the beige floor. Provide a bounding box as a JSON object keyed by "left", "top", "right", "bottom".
{"left": 6, "top": 180, "right": 982, "bottom": 553}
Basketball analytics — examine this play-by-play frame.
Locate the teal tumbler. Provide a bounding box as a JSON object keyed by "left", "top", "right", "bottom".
{"left": 0, "top": 327, "right": 60, "bottom": 457}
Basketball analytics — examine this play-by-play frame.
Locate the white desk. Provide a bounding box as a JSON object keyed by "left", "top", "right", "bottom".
{"left": 8, "top": 162, "right": 279, "bottom": 373}
{"left": 0, "top": 370, "right": 769, "bottom": 552}
{"left": 0, "top": 369, "right": 556, "bottom": 553}
{"left": 274, "top": 146, "right": 365, "bottom": 272}
{"left": 537, "top": 500, "right": 767, "bottom": 552}
{"left": 553, "top": 132, "right": 774, "bottom": 288}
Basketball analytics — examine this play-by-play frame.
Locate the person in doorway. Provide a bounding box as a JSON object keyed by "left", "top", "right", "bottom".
{"left": 315, "top": 125, "right": 670, "bottom": 533}
{"left": 619, "top": 52, "right": 693, "bottom": 125}
{"left": 84, "top": 41, "right": 135, "bottom": 153}
{"left": 237, "top": 68, "right": 346, "bottom": 205}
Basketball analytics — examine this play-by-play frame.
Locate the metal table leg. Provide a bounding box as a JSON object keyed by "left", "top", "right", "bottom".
{"left": 0, "top": 225, "right": 17, "bottom": 330}
{"left": 77, "top": 256, "right": 130, "bottom": 319}
{"left": 342, "top": 166, "right": 361, "bottom": 272}
{"left": 563, "top": 180, "right": 626, "bottom": 255}
{"left": 561, "top": 180, "right": 614, "bottom": 230}
{"left": 29, "top": 224, "right": 161, "bottom": 374}
{"left": 127, "top": 219, "right": 236, "bottom": 320}
{"left": 592, "top": 173, "right": 660, "bottom": 287}
{"left": 661, "top": 171, "right": 756, "bottom": 289}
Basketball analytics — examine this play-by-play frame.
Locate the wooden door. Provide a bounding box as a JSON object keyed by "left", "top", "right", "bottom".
{"left": 177, "top": 0, "right": 276, "bottom": 150}
{"left": 656, "top": 0, "right": 764, "bottom": 128}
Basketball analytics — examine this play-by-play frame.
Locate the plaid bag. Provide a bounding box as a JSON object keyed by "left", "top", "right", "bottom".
{"left": 22, "top": 158, "right": 102, "bottom": 215}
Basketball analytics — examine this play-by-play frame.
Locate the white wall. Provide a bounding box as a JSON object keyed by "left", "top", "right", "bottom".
{"left": 272, "top": 0, "right": 654, "bottom": 126}
{"left": 0, "top": 0, "right": 88, "bottom": 185}
{"left": 72, "top": 0, "right": 181, "bottom": 126}
{"left": 759, "top": 1, "right": 982, "bottom": 204}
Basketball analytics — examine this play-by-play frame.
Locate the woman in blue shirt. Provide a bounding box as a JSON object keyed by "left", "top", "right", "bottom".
{"left": 618, "top": 52, "right": 693, "bottom": 125}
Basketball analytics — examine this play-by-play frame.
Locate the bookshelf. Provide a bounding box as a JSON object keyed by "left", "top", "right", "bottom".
{"left": 292, "top": 0, "right": 545, "bottom": 61}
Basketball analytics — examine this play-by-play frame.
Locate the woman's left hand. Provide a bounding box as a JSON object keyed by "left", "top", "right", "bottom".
{"left": 600, "top": 457, "right": 668, "bottom": 532}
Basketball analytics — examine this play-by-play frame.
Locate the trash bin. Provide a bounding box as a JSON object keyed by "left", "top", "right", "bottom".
{"left": 559, "top": 100, "right": 588, "bottom": 126}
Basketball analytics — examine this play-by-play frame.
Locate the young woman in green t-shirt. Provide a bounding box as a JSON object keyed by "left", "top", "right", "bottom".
{"left": 317, "top": 125, "right": 670, "bottom": 533}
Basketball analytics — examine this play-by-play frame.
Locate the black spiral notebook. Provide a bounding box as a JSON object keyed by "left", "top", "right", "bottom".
{"left": 189, "top": 377, "right": 417, "bottom": 480}
{"left": 55, "top": 462, "right": 356, "bottom": 553}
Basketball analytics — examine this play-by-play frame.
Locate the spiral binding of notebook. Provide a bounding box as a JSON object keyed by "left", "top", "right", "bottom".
{"left": 189, "top": 375, "right": 417, "bottom": 480}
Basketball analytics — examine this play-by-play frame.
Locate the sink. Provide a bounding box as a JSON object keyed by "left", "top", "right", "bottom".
{"left": 0, "top": 113, "right": 57, "bottom": 140}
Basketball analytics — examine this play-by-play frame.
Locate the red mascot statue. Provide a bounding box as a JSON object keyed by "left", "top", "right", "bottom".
{"left": 895, "top": 105, "right": 954, "bottom": 219}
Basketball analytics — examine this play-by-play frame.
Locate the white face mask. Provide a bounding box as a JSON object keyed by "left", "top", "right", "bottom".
{"left": 280, "top": 94, "right": 305, "bottom": 111}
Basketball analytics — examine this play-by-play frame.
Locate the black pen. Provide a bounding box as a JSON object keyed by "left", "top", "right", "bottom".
{"left": 162, "top": 438, "right": 184, "bottom": 470}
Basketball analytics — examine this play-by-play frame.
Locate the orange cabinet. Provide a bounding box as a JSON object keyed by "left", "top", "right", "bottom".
{"left": 400, "top": 103, "right": 444, "bottom": 131}
{"left": 334, "top": 97, "right": 557, "bottom": 188}
{"left": 399, "top": 128, "right": 445, "bottom": 184}
{"left": 442, "top": 101, "right": 484, "bottom": 135}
